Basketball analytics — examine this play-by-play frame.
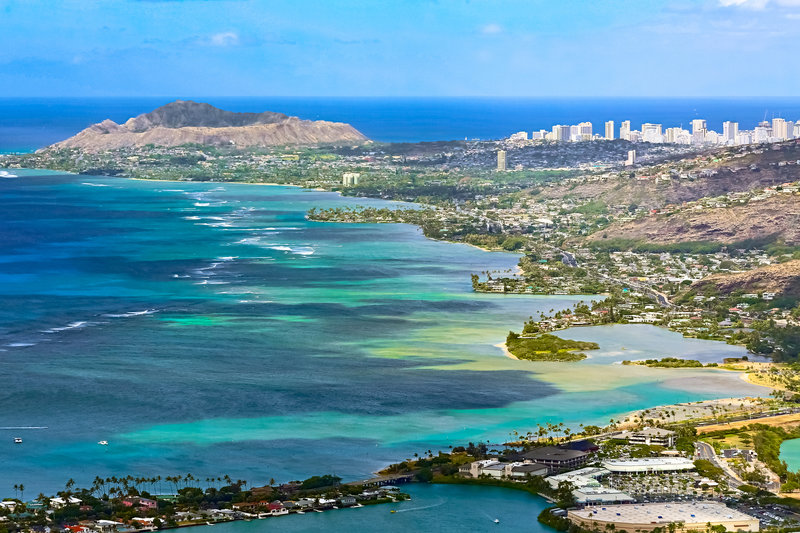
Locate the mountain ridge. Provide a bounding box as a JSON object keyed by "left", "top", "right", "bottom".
{"left": 47, "top": 100, "right": 367, "bottom": 151}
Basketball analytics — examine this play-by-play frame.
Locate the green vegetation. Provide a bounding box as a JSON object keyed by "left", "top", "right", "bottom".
{"left": 299, "top": 474, "right": 342, "bottom": 490}
{"left": 623, "top": 357, "right": 706, "bottom": 368}
{"left": 693, "top": 459, "right": 725, "bottom": 482}
{"left": 0, "top": 472, "right": 406, "bottom": 533}
{"left": 505, "top": 332, "right": 598, "bottom": 362}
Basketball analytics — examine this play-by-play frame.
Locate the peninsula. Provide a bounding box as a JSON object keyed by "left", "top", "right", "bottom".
{"left": 48, "top": 100, "right": 367, "bottom": 151}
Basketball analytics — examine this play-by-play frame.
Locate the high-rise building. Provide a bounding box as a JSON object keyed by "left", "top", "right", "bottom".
{"left": 620, "top": 120, "right": 631, "bottom": 141}
{"left": 552, "top": 125, "right": 570, "bottom": 141}
{"left": 497, "top": 150, "right": 507, "bottom": 171}
{"left": 787, "top": 121, "right": 796, "bottom": 139}
{"left": 691, "top": 119, "right": 707, "bottom": 145}
{"left": 342, "top": 172, "right": 360, "bottom": 186}
{"left": 625, "top": 150, "right": 636, "bottom": 166}
{"left": 605, "top": 120, "right": 615, "bottom": 140}
{"left": 723, "top": 121, "right": 739, "bottom": 143}
{"left": 641, "top": 123, "right": 663, "bottom": 143}
{"left": 578, "top": 121, "right": 593, "bottom": 139}
{"left": 772, "top": 118, "right": 787, "bottom": 140}
{"left": 754, "top": 126, "right": 770, "bottom": 143}
{"left": 691, "top": 119, "right": 707, "bottom": 134}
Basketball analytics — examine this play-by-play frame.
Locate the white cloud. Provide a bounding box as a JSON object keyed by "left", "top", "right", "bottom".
{"left": 480, "top": 23, "right": 503, "bottom": 35}
{"left": 208, "top": 32, "right": 240, "bottom": 46}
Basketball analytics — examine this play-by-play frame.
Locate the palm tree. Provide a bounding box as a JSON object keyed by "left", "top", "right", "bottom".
{"left": 19, "top": 484, "right": 25, "bottom": 501}
{"left": 13, "top": 484, "right": 19, "bottom": 499}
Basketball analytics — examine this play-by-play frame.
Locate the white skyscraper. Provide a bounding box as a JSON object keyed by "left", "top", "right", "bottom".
{"left": 497, "top": 150, "right": 507, "bottom": 171}
{"left": 723, "top": 121, "right": 739, "bottom": 143}
{"left": 553, "top": 125, "right": 570, "bottom": 142}
{"left": 787, "top": 121, "right": 796, "bottom": 139}
{"left": 754, "top": 126, "right": 770, "bottom": 143}
{"left": 620, "top": 120, "right": 631, "bottom": 141}
{"left": 578, "top": 121, "right": 593, "bottom": 140}
{"left": 605, "top": 120, "right": 615, "bottom": 140}
{"left": 641, "top": 123, "right": 663, "bottom": 143}
{"left": 773, "top": 118, "right": 787, "bottom": 140}
{"left": 691, "top": 119, "right": 707, "bottom": 145}
{"left": 691, "top": 119, "right": 707, "bottom": 133}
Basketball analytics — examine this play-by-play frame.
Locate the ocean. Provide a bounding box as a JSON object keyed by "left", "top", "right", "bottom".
{"left": 0, "top": 99, "right": 777, "bottom": 530}
{"left": 2, "top": 97, "right": 800, "bottom": 152}
{"left": 0, "top": 170, "right": 763, "bottom": 497}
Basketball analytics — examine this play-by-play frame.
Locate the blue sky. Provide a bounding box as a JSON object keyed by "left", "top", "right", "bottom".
{"left": 1, "top": 0, "right": 799, "bottom": 97}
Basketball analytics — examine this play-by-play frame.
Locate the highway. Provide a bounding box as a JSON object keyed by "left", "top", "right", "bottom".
{"left": 695, "top": 441, "right": 744, "bottom": 489}
{"left": 555, "top": 246, "right": 673, "bottom": 308}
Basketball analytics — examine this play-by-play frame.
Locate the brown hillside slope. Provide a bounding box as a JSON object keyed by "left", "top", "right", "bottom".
{"left": 49, "top": 101, "right": 367, "bottom": 151}
{"left": 692, "top": 260, "right": 800, "bottom": 298}
{"left": 540, "top": 141, "right": 800, "bottom": 209}
{"left": 585, "top": 194, "right": 800, "bottom": 246}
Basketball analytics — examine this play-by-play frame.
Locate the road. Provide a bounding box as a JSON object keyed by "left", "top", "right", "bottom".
{"left": 555, "top": 246, "right": 673, "bottom": 308}
{"left": 695, "top": 441, "right": 744, "bottom": 489}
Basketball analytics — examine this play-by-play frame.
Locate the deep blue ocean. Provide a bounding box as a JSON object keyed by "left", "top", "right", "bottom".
{"left": 0, "top": 99, "right": 779, "bottom": 531}
{"left": 2, "top": 97, "right": 800, "bottom": 152}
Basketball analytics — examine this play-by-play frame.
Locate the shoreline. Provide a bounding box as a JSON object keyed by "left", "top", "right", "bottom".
{"left": 495, "top": 341, "right": 518, "bottom": 360}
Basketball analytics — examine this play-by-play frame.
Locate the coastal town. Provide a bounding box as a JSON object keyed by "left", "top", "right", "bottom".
{"left": 4, "top": 0, "right": 800, "bottom": 531}
{"left": 3, "top": 103, "right": 800, "bottom": 531}
{"left": 7, "top": 395, "right": 800, "bottom": 533}
{"left": 0, "top": 475, "right": 409, "bottom": 532}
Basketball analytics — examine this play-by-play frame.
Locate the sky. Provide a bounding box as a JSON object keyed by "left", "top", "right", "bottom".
{"left": 1, "top": 0, "right": 799, "bottom": 97}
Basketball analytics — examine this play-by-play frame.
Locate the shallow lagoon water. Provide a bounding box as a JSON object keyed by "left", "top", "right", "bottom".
{"left": 781, "top": 439, "right": 800, "bottom": 472}
{"left": 185, "top": 483, "right": 550, "bottom": 533}
{"left": 0, "top": 172, "right": 767, "bottom": 495}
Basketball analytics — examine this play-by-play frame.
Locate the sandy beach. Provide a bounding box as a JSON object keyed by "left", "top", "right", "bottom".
{"left": 495, "top": 341, "right": 518, "bottom": 360}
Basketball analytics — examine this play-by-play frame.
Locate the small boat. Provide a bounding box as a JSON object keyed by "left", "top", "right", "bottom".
{"left": 98, "top": 440, "right": 109, "bottom": 446}
{"left": 14, "top": 437, "right": 22, "bottom": 444}
{"left": 390, "top": 510, "right": 396, "bottom": 514}
{"left": 494, "top": 519, "right": 500, "bottom": 524}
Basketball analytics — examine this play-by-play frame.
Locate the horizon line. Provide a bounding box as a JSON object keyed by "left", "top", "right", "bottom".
{"left": 1, "top": 95, "right": 800, "bottom": 100}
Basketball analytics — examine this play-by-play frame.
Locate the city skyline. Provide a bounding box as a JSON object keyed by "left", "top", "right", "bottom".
{"left": 1, "top": 0, "right": 800, "bottom": 97}
{"left": 508, "top": 114, "right": 800, "bottom": 146}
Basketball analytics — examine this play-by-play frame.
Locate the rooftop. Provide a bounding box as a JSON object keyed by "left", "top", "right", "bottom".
{"left": 602, "top": 457, "right": 695, "bottom": 469}
{"left": 629, "top": 428, "right": 676, "bottom": 437}
{"left": 570, "top": 502, "right": 756, "bottom": 526}
{"left": 523, "top": 446, "right": 588, "bottom": 461}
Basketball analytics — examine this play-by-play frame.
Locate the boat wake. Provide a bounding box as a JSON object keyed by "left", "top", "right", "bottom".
{"left": 393, "top": 499, "right": 446, "bottom": 513}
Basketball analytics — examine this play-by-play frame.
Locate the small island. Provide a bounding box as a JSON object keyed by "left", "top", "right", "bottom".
{"left": 505, "top": 332, "right": 599, "bottom": 362}
{"left": 622, "top": 357, "right": 712, "bottom": 368}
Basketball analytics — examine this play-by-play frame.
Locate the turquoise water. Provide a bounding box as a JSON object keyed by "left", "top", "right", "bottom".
{"left": 186, "top": 484, "right": 550, "bottom": 533}
{"left": 781, "top": 439, "right": 800, "bottom": 472}
{"left": 0, "top": 171, "right": 767, "bottom": 496}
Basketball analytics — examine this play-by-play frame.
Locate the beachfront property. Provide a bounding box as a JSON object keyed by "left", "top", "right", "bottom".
{"left": 520, "top": 446, "right": 589, "bottom": 471}
{"left": 122, "top": 496, "right": 157, "bottom": 510}
{"left": 602, "top": 457, "right": 696, "bottom": 474}
{"left": 50, "top": 496, "right": 83, "bottom": 508}
{"left": 459, "top": 459, "right": 549, "bottom": 479}
{"left": 624, "top": 428, "right": 677, "bottom": 448}
{"left": 567, "top": 502, "right": 759, "bottom": 532}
